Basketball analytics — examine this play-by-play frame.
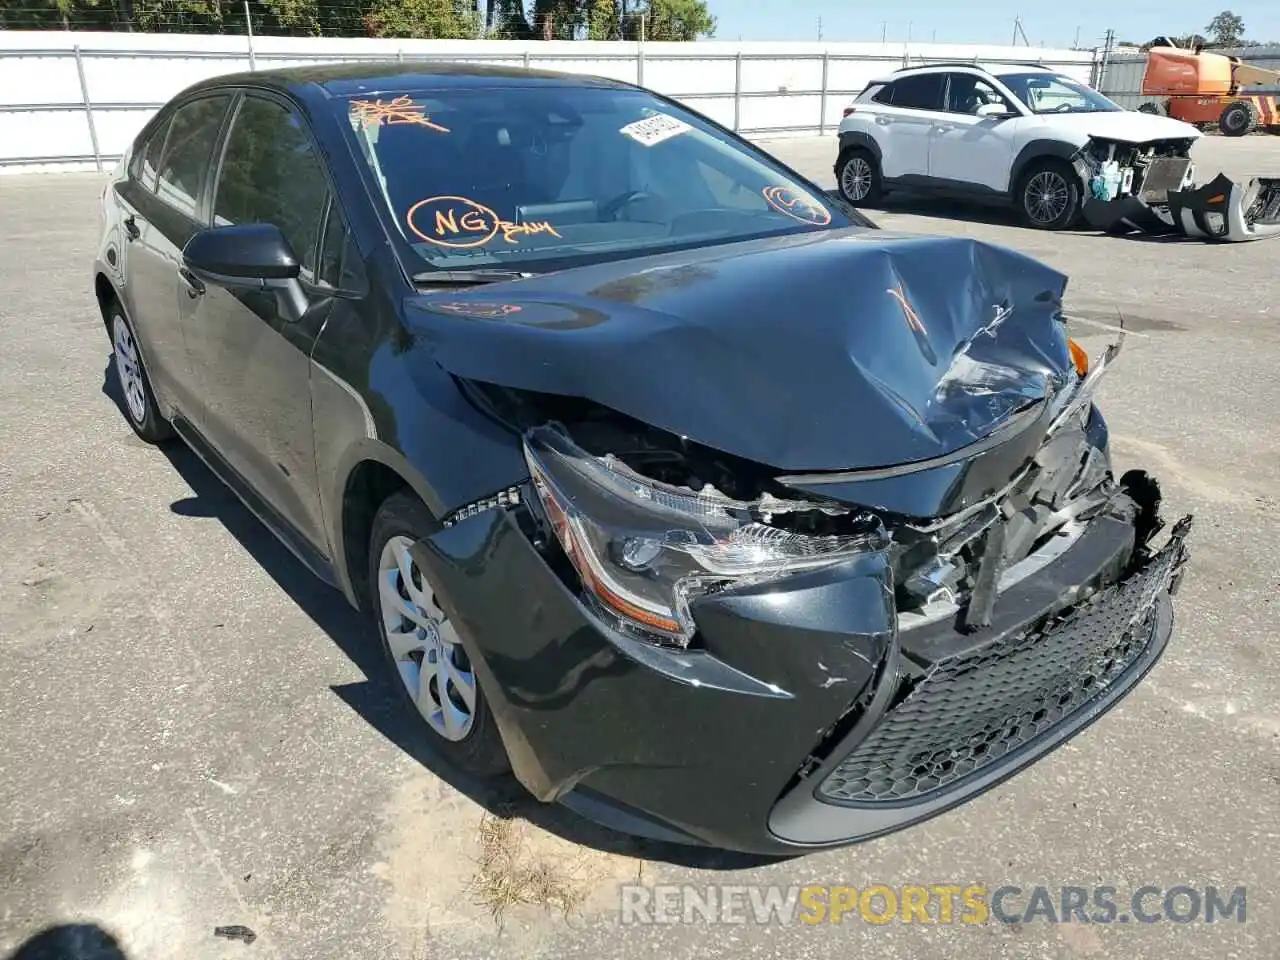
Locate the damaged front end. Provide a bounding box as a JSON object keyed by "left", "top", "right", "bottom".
{"left": 1076, "top": 136, "right": 1280, "bottom": 242}
{"left": 408, "top": 229, "right": 1192, "bottom": 851}
{"left": 455, "top": 333, "right": 1191, "bottom": 849}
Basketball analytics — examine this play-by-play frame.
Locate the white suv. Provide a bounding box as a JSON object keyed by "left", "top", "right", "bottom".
{"left": 835, "top": 63, "right": 1202, "bottom": 229}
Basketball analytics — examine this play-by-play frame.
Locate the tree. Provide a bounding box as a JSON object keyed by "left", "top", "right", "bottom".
{"left": 364, "top": 0, "right": 479, "bottom": 37}
{"left": 625, "top": 0, "right": 714, "bottom": 40}
{"left": 1205, "top": 10, "right": 1245, "bottom": 46}
{"left": 587, "top": 0, "right": 618, "bottom": 39}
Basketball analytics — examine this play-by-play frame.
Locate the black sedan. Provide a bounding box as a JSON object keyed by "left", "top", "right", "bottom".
{"left": 93, "top": 62, "right": 1192, "bottom": 855}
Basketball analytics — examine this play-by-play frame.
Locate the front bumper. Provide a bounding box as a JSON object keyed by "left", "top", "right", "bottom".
{"left": 1083, "top": 173, "right": 1280, "bottom": 243}
{"left": 417, "top": 500, "right": 1191, "bottom": 855}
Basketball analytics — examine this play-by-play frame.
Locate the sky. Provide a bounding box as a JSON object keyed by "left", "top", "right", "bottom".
{"left": 706, "top": 0, "right": 1280, "bottom": 49}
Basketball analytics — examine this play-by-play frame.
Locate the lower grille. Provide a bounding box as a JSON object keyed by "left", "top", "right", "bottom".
{"left": 818, "top": 520, "right": 1190, "bottom": 806}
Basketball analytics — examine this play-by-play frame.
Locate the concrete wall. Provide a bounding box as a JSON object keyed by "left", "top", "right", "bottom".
{"left": 0, "top": 30, "right": 1097, "bottom": 174}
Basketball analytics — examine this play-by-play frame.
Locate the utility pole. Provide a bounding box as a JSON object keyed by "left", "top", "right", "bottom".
{"left": 907, "top": 20, "right": 913, "bottom": 42}
{"left": 881, "top": 21, "right": 887, "bottom": 43}
{"left": 1073, "top": 25, "right": 1081, "bottom": 48}
{"left": 817, "top": 16, "right": 823, "bottom": 41}
{"left": 1012, "top": 16, "right": 1020, "bottom": 45}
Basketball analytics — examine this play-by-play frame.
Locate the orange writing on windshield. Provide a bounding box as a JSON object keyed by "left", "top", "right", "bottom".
{"left": 407, "top": 196, "right": 561, "bottom": 249}
{"left": 763, "top": 185, "right": 832, "bottom": 226}
{"left": 350, "top": 95, "right": 450, "bottom": 133}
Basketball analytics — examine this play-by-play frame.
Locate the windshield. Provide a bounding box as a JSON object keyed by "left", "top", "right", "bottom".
{"left": 998, "top": 73, "right": 1122, "bottom": 114}
{"left": 339, "top": 84, "right": 854, "bottom": 274}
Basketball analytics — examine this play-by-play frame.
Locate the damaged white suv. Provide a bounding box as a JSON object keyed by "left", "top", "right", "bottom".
{"left": 836, "top": 63, "right": 1202, "bottom": 229}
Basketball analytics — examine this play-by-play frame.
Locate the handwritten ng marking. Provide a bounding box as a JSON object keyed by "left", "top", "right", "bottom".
{"left": 762, "top": 185, "right": 833, "bottom": 226}
{"left": 407, "top": 195, "right": 561, "bottom": 249}
{"left": 349, "top": 95, "right": 449, "bottom": 133}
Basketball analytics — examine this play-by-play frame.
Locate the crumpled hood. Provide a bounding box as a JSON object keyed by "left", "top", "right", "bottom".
{"left": 404, "top": 227, "right": 1075, "bottom": 472}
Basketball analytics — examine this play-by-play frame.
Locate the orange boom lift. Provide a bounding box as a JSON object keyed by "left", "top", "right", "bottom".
{"left": 1138, "top": 37, "right": 1280, "bottom": 136}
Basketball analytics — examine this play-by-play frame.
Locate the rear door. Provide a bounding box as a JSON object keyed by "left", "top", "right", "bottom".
{"left": 113, "top": 93, "right": 233, "bottom": 415}
{"left": 185, "top": 91, "right": 345, "bottom": 552}
{"left": 873, "top": 73, "right": 945, "bottom": 178}
{"left": 928, "top": 73, "right": 1020, "bottom": 192}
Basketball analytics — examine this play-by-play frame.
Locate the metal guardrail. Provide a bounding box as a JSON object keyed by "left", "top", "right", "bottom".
{"left": 0, "top": 43, "right": 1099, "bottom": 171}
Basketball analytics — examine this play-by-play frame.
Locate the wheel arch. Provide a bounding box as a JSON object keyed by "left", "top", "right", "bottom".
{"left": 94, "top": 271, "right": 122, "bottom": 331}
{"left": 836, "top": 130, "right": 883, "bottom": 169}
{"left": 1010, "top": 140, "right": 1082, "bottom": 193}
{"left": 330, "top": 442, "right": 438, "bottom": 611}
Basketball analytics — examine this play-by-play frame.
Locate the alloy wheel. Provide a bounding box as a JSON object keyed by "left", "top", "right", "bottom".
{"left": 1025, "top": 170, "right": 1070, "bottom": 226}
{"left": 112, "top": 315, "right": 147, "bottom": 425}
{"left": 841, "top": 156, "right": 873, "bottom": 202}
{"left": 377, "top": 535, "right": 477, "bottom": 741}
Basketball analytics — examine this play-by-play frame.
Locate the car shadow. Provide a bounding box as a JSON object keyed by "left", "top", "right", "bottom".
{"left": 101, "top": 360, "right": 789, "bottom": 871}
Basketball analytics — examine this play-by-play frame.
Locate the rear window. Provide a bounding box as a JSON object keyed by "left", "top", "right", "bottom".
{"left": 339, "top": 84, "right": 856, "bottom": 274}
{"left": 880, "top": 74, "right": 945, "bottom": 110}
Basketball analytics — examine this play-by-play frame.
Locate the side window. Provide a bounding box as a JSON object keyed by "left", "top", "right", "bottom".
{"left": 885, "top": 74, "right": 945, "bottom": 110}
{"left": 858, "top": 83, "right": 888, "bottom": 103}
{"left": 872, "top": 83, "right": 895, "bottom": 105}
{"left": 946, "top": 74, "right": 1013, "bottom": 115}
{"left": 131, "top": 114, "right": 172, "bottom": 191}
{"left": 213, "top": 95, "right": 329, "bottom": 280}
{"left": 154, "top": 95, "right": 232, "bottom": 218}
{"left": 316, "top": 199, "right": 362, "bottom": 291}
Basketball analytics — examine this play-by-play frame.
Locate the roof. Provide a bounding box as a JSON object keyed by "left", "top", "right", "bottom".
{"left": 186, "top": 60, "right": 633, "bottom": 98}
{"left": 884, "top": 61, "right": 1059, "bottom": 78}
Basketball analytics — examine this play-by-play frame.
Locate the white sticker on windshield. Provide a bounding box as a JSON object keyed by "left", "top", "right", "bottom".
{"left": 619, "top": 113, "right": 692, "bottom": 147}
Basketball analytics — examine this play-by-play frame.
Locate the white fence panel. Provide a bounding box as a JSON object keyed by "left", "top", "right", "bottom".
{"left": 0, "top": 30, "right": 1099, "bottom": 174}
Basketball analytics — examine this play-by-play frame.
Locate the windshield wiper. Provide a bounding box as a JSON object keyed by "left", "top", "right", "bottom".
{"left": 412, "top": 268, "right": 533, "bottom": 286}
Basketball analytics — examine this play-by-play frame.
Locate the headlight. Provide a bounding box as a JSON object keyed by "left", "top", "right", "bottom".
{"left": 523, "top": 424, "right": 886, "bottom": 647}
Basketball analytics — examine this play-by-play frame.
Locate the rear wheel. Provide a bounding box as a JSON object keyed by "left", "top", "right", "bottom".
{"left": 1015, "top": 158, "right": 1082, "bottom": 230}
{"left": 835, "top": 148, "right": 883, "bottom": 206}
{"left": 369, "top": 491, "right": 510, "bottom": 778}
{"left": 108, "top": 306, "right": 173, "bottom": 444}
{"left": 1219, "top": 100, "right": 1258, "bottom": 137}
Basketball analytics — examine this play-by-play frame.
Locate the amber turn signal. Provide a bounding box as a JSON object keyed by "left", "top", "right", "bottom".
{"left": 1068, "top": 338, "right": 1089, "bottom": 377}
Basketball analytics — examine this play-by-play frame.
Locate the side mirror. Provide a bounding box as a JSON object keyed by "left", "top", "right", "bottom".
{"left": 976, "top": 102, "right": 1015, "bottom": 119}
{"left": 183, "top": 223, "right": 309, "bottom": 321}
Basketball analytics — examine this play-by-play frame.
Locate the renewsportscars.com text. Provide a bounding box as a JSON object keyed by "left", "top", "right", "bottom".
{"left": 619, "top": 884, "right": 1247, "bottom": 926}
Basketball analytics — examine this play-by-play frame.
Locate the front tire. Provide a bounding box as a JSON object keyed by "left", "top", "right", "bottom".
{"left": 108, "top": 306, "right": 173, "bottom": 444}
{"left": 368, "top": 491, "right": 510, "bottom": 778}
{"left": 1016, "top": 159, "right": 1082, "bottom": 230}
{"left": 836, "top": 148, "right": 884, "bottom": 206}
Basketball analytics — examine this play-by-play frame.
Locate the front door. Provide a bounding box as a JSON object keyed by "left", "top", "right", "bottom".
{"left": 928, "top": 74, "right": 1020, "bottom": 193}
{"left": 185, "top": 92, "right": 337, "bottom": 553}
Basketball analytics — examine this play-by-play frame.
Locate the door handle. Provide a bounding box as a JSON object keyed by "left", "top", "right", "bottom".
{"left": 179, "top": 266, "right": 205, "bottom": 298}
{"left": 123, "top": 215, "right": 140, "bottom": 241}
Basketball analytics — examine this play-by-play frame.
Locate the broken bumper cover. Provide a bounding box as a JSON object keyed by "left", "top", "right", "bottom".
{"left": 1084, "top": 173, "right": 1280, "bottom": 242}
{"left": 418, "top": 497, "right": 1192, "bottom": 855}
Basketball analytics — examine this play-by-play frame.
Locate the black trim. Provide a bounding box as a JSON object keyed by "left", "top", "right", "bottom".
{"left": 882, "top": 173, "right": 1008, "bottom": 200}
{"left": 1010, "top": 139, "right": 1081, "bottom": 189}
{"left": 835, "top": 130, "right": 882, "bottom": 165}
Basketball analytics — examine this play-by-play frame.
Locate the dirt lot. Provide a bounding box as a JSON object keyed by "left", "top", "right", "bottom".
{"left": 1, "top": 134, "right": 1278, "bottom": 960}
